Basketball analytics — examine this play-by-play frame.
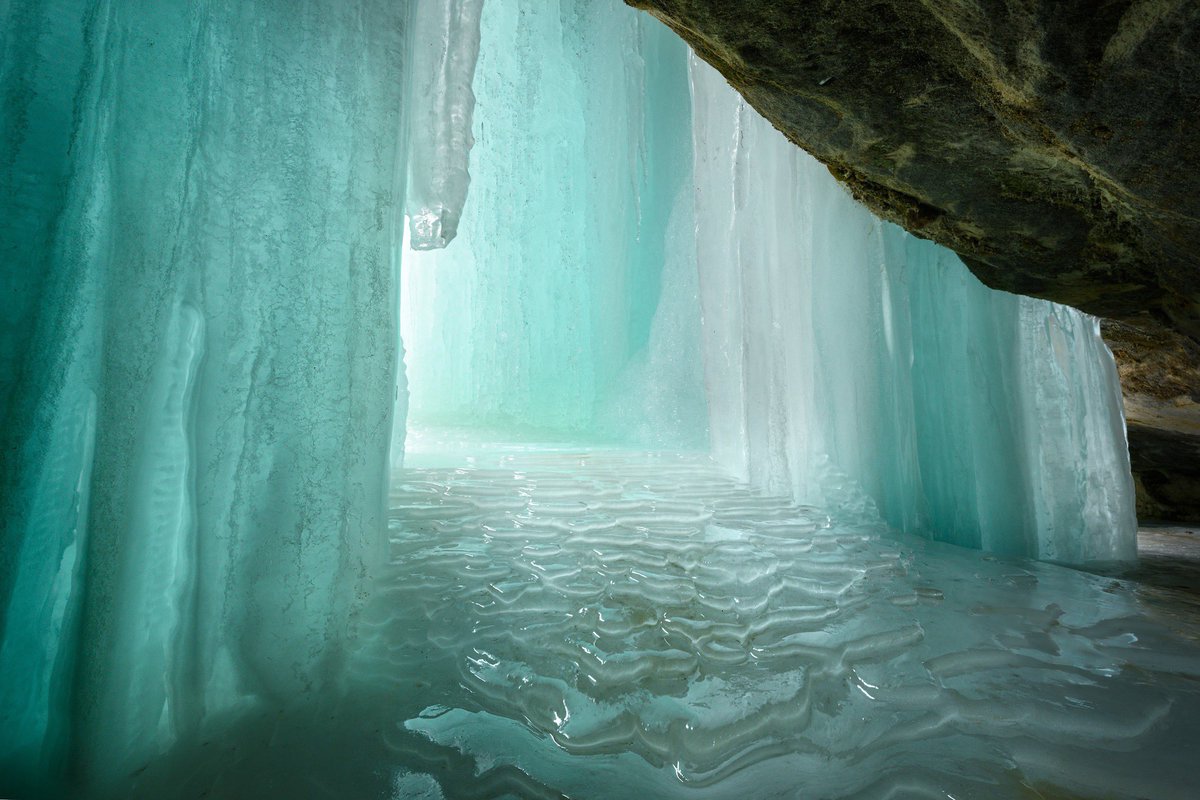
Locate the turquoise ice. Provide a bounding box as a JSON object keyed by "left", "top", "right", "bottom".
{"left": 1, "top": 0, "right": 406, "bottom": 792}
{"left": 0, "top": 0, "right": 1164, "bottom": 798}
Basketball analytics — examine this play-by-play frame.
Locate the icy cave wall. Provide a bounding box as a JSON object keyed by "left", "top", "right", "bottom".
{"left": 628, "top": 0, "right": 1200, "bottom": 524}
{"left": 400, "top": 0, "right": 1136, "bottom": 566}
{"left": 0, "top": 0, "right": 408, "bottom": 793}
{"left": 690, "top": 59, "right": 1137, "bottom": 566}
{"left": 401, "top": 0, "right": 708, "bottom": 447}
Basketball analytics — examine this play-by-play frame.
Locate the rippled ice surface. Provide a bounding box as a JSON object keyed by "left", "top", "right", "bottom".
{"left": 141, "top": 445, "right": 1200, "bottom": 799}
{"left": 349, "top": 446, "right": 1200, "bottom": 800}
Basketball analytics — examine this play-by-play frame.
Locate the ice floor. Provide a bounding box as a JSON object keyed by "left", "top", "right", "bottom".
{"left": 132, "top": 442, "right": 1200, "bottom": 799}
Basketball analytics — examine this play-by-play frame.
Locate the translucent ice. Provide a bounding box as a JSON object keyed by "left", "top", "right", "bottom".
{"left": 406, "top": 0, "right": 485, "bottom": 250}
{"left": 361, "top": 447, "right": 1198, "bottom": 800}
{"left": 402, "top": 9, "right": 1136, "bottom": 567}
{"left": 1, "top": 1, "right": 407, "bottom": 793}
{"left": 401, "top": 0, "right": 707, "bottom": 443}
{"left": 688, "top": 57, "right": 1137, "bottom": 567}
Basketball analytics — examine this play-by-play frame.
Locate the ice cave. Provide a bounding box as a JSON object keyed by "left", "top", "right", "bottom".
{"left": 3, "top": 0, "right": 1200, "bottom": 798}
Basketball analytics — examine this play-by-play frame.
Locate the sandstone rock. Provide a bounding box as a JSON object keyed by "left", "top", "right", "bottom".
{"left": 1103, "top": 318, "right": 1200, "bottom": 521}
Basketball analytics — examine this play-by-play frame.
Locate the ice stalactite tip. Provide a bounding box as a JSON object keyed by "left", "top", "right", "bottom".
{"left": 406, "top": 0, "right": 484, "bottom": 250}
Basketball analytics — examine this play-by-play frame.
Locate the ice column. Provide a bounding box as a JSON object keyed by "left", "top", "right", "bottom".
{"left": 689, "top": 58, "right": 1137, "bottom": 567}
{"left": 0, "top": 1, "right": 409, "bottom": 794}
{"left": 406, "top": 0, "right": 485, "bottom": 250}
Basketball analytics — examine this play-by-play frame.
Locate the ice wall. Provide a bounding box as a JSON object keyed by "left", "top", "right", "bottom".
{"left": 398, "top": 0, "right": 1135, "bottom": 564}
{"left": 689, "top": 58, "right": 1137, "bottom": 566}
{"left": 0, "top": 1, "right": 409, "bottom": 794}
{"left": 406, "top": 0, "right": 484, "bottom": 250}
{"left": 401, "top": 0, "right": 707, "bottom": 446}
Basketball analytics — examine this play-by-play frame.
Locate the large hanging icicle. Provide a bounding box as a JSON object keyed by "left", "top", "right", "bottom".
{"left": 0, "top": 1, "right": 409, "bottom": 795}
{"left": 688, "top": 57, "right": 1137, "bottom": 567}
{"left": 406, "top": 0, "right": 485, "bottom": 250}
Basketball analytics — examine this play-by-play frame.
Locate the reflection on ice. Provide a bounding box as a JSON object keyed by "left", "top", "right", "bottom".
{"left": 123, "top": 443, "right": 1200, "bottom": 799}
{"left": 360, "top": 446, "right": 1200, "bottom": 799}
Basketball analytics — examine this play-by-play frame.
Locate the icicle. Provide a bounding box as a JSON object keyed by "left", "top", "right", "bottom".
{"left": 406, "top": 0, "right": 485, "bottom": 250}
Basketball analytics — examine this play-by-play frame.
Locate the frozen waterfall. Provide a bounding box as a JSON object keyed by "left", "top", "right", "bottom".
{"left": 401, "top": 0, "right": 707, "bottom": 445}
{"left": 0, "top": 0, "right": 1155, "bottom": 797}
{"left": 688, "top": 58, "right": 1137, "bottom": 567}
{"left": 400, "top": 6, "right": 1137, "bottom": 567}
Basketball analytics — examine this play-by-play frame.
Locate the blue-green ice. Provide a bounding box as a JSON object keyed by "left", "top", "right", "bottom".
{"left": 2, "top": 1, "right": 1193, "bottom": 798}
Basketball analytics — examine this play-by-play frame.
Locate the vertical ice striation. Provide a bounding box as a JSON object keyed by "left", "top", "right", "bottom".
{"left": 398, "top": 3, "right": 1135, "bottom": 565}
{"left": 406, "top": 0, "right": 485, "bottom": 250}
{"left": 401, "top": 0, "right": 707, "bottom": 445}
{"left": 688, "top": 57, "right": 1137, "bottom": 566}
{"left": 0, "top": 1, "right": 409, "bottom": 794}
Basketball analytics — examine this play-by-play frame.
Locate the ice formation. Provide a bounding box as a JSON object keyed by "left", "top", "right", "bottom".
{"left": 85, "top": 445, "right": 1200, "bottom": 798}
{"left": 401, "top": 3, "right": 1136, "bottom": 566}
{"left": 0, "top": 0, "right": 1156, "bottom": 797}
{"left": 401, "top": 0, "right": 707, "bottom": 443}
{"left": 1, "top": 1, "right": 407, "bottom": 794}
{"left": 406, "top": 0, "right": 485, "bottom": 250}
{"left": 688, "top": 59, "right": 1137, "bottom": 567}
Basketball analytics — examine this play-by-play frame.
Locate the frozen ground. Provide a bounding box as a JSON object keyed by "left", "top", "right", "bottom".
{"left": 128, "top": 442, "right": 1200, "bottom": 799}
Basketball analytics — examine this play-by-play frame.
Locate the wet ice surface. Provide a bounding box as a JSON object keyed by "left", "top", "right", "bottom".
{"left": 353, "top": 446, "right": 1200, "bottom": 800}
{"left": 130, "top": 445, "right": 1200, "bottom": 799}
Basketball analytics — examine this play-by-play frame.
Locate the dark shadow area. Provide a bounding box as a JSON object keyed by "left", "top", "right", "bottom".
{"left": 1126, "top": 527, "right": 1200, "bottom": 634}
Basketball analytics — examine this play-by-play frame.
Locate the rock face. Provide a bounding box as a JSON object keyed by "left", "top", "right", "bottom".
{"left": 629, "top": 0, "right": 1200, "bottom": 521}
{"left": 627, "top": 0, "right": 1200, "bottom": 339}
{"left": 1102, "top": 318, "right": 1200, "bottom": 520}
